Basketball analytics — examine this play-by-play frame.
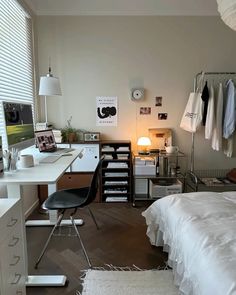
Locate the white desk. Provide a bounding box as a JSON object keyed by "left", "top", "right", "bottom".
{"left": 0, "top": 146, "right": 83, "bottom": 287}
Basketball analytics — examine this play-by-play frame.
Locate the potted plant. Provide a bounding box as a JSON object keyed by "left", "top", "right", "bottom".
{"left": 61, "top": 116, "right": 78, "bottom": 143}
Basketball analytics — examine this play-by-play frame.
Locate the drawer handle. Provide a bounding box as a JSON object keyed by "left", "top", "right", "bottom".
{"left": 10, "top": 255, "right": 21, "bottom": 266}
{"left": 7, "top": 218, "right": 18, "bottom": 227}
{"left": 11, "top": 273, "right": 21, "bottom": 285}
{"left": 8, "top": 236, "right": 19, "bottom": 247}
{"left": 16, "top": 291, "right": 23, "bottom": 295}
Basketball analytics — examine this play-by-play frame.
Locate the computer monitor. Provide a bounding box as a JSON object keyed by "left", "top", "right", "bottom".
{"left": 3, "top": 102, "right": 35, "bottom": 149}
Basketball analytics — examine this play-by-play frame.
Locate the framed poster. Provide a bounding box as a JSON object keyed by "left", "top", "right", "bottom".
{"left": 96, "top": 96, "right": 118, "bottom": 126}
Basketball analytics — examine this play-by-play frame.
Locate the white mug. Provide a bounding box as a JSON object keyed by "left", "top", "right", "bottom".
{"left": 165, "top": 146, "right": 179, "bottom": 154}
{"left": 19, "top": 154, "right": 34, "bottom": 168}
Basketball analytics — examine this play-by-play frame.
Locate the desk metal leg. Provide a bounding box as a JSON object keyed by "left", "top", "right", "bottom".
{"left": 25, "top": 219, "right": 84, "bottom": 226}
{"left": 26, "top": 275, "right": 67, "bottom": 287}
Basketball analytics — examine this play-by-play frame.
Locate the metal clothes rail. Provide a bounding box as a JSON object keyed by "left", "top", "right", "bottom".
{"left": 190, "top": 71, "right": 236, "bottom": 173}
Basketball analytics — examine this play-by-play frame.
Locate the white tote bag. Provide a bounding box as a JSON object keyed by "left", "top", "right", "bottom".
{"left": 180, "top": 73, "right": 204, "bottom": 133}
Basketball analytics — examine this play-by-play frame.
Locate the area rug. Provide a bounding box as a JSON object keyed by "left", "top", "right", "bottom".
{"left": 79, "top": 268, "right": 179, "bottom": 295}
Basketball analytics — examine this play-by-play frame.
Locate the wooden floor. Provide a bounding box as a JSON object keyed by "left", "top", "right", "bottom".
{"left": 26, "top": 202, "right": 167, "bottom": 295}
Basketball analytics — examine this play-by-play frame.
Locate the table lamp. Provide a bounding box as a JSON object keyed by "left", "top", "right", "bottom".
{"left": 39, "top": 66, "right": 62, "bottom": 127}
{"left": 137, "top": 136, "right": 151, "bottom": 155}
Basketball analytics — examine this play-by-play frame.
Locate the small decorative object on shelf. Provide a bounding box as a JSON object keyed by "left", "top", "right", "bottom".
{"left": 100, "top": 140, "right": 132, "bottom": 203}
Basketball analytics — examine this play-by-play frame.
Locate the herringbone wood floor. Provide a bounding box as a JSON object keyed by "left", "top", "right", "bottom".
{"left": 26, "top": 203, "right": 167, "bottom": 295}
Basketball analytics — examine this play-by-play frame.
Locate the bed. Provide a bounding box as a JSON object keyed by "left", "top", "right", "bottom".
{"left": 142, "top": 191, "right": 236, "bottom": 295}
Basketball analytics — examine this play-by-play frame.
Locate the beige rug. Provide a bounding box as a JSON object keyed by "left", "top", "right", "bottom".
{"left": 80, "top": 269, "right": 179, "bottom": 295}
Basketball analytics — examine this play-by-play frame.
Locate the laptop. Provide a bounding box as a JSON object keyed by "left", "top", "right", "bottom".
{"left": 35, "top": 129, "right": 74, "bottom": 154}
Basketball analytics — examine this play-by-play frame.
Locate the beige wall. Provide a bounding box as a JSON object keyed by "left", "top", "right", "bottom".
{"left": 36, "top": 16, "right": 236, "bottom": 169}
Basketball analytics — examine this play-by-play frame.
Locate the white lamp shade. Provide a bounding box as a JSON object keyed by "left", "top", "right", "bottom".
{"left": 137, "top": 137, "right": 151, "bottom": 146}
{"left": 39, "top": 76, "right": 62, "bottom": 96}
{"left": 217, "top": 0, "right": 236, "bottom": 31}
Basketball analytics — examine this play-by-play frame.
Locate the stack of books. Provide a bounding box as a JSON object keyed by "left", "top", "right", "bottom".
{"left": 101, "top": 146, "right": 115, "bottom": 152}
{"left": 103, "top": 154, "right": 113, "bottom": 160}
{"left": 117, "top": 153, "right": 129, "bottom": 160}
{"left": 116, "top": 146, "right": 130, "bottom": 152}
{"left": 104, "top": 188, "right": 127, "bottom": 194}
{"left": 52, "top": 129, "right": 63, "bottom": 143}
{"left": 105, "top": 172, "right": 129, "bottom": 177}
{"left": 106, "top": 196, "right": 128, "bottom": 202}
{"left": 105, "top": 181, "right": 128, "bottom": 185}
{"left": 107, "top": 162, "right": 128, "bottom": 168}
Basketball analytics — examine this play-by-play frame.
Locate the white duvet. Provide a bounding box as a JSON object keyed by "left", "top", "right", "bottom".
{"left": 142, "top": 192, "right": 236, "bottom": 295}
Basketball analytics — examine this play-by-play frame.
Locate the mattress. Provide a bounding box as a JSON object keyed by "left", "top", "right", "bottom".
{"left": 142, "top": 191, "right": 236, "bottom": 295}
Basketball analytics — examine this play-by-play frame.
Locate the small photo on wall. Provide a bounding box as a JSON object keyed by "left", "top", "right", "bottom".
{"left": 140, "top": 107, "right": 151, "bottom": 115}
{"left": 158, "top": 113, "right": 168, "bottom": 120}
{"left": 155, "top": 96, "right": 162, "bottom": 107}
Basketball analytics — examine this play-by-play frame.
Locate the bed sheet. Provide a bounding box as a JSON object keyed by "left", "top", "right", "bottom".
{"left": 142, "top": 191, "right": 236, "bottom": 295}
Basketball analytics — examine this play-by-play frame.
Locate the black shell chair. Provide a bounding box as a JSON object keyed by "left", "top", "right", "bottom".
{"left": 35, "top": 156, "right": 104, "bottom": 269}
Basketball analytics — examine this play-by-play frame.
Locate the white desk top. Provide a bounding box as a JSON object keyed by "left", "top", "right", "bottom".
{"left": 0, "top": 146, "right": 81, "bottom": 185}
{"left": 0, "top": 199, "right": 19, "bottom": 218}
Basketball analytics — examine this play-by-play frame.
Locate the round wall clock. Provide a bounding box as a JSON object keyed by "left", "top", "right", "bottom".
{"left": 131, "top": 88, "right": 144, "bottom": 101}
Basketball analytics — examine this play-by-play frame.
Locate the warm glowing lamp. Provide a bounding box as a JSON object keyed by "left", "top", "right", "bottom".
{"left": 137, "top": 136, "right": 151, "bottom": 155}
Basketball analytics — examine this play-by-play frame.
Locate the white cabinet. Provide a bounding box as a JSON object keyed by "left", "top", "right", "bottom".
{"left": 71, "top": 144, "right": 99, "bottom": 172}
{"left": 0, "top": 199, "right": 26, "bottom": 295}
{"left": 57, "top": 143, "right": 99, "bottom": 172}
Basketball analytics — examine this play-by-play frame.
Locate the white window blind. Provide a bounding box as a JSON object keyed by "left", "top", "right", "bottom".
{"left": 0, "top": 0, "right": 34, "bottom": 149}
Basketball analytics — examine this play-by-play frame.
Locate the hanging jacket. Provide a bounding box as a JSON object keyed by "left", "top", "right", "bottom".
{"left": 212, "top": 83, "right": 223, "bottom": 151}
{"left": 205, "top": 85, "right": 215, "bottom": 140}
{"left": 223, "top": 79, "right": 236, "bottom": 139}
{"left": 201, "top": 81, "right": 209, "bottom": 126}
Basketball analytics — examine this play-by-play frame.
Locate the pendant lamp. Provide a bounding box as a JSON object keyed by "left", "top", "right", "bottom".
{"left": 217, "top": 0, "right": 236, "bottom": 31}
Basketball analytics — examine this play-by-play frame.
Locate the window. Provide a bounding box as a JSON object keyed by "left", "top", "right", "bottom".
{"left": 0, "top": 0, "right": 35, "bottom": 149}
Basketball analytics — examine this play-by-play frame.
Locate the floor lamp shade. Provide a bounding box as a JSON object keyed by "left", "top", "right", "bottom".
{"left": 217, "top": 0, "right": 236, "bottom": 31}
{"left": 38, "top": 73, "right": 62, "bottom": 125}
{"left": 39, "top": 76, "right": 62, "bottom": 96}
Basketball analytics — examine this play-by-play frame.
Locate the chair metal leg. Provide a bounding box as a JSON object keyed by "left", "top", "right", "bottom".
{"left": 88, "top": 207, "right": 99, "bottom": 230}
{"left": 70, "top": 214, "right": 92, "bottom": 268}
{"left": 35, "top": 211, "right": 65, "bottom": 269}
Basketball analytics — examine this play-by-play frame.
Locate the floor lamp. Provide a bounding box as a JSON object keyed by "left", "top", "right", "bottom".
{"left": 39, "top": 66, "right": 62, "bottom": 128}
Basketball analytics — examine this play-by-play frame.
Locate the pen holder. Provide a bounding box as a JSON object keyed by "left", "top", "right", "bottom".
{"left": 3, "top": 149, "right": 19, "bottom": 172}
{"left": 10, "top": 156, "right": 18, "bottom": 172}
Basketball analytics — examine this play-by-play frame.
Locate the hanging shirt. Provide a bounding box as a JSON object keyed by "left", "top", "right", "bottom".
{"left": 223, "top": 79, "right": 236, "bottom": 139}
{"left": 212, "top": 83, "right": 223, "bottom": 151}
{"left": 201, "top": 81, "right": 209, "bottom": 126}
{"left": 205, "top": 85, "right": 215, "bottom": 140}
{"left": 224, "top": 136, "right": 234, "bottom": 158}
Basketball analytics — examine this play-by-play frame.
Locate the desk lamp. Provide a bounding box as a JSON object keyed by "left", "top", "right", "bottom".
{"left": 137, "top": 136, "right": 151, "bottom": 155}
{"left": 39, "top": 66, "right": 62, "bottom": 128}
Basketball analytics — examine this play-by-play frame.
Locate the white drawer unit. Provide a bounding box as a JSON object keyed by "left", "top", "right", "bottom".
{"left": 0, "top": 199, "right": 26, "bottom": 295}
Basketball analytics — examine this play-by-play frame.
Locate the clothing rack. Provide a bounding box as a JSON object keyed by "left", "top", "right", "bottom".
{"left": 190, "top": 71, "right": 236, "bottom": 173}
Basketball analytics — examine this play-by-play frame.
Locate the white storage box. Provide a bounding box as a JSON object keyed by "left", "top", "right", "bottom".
{"left": 134, "top": 165, "right": 156, "bottom": 175}
{"left": 149, "top": 178, "right": 182, "bottom": 198}
{"left": 134, "top": 179, "right": 148, "bottom": 195}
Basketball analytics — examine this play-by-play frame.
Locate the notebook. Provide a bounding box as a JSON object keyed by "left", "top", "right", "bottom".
{"left": 35, "top": 129, "right": 74, "bottom": 154}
